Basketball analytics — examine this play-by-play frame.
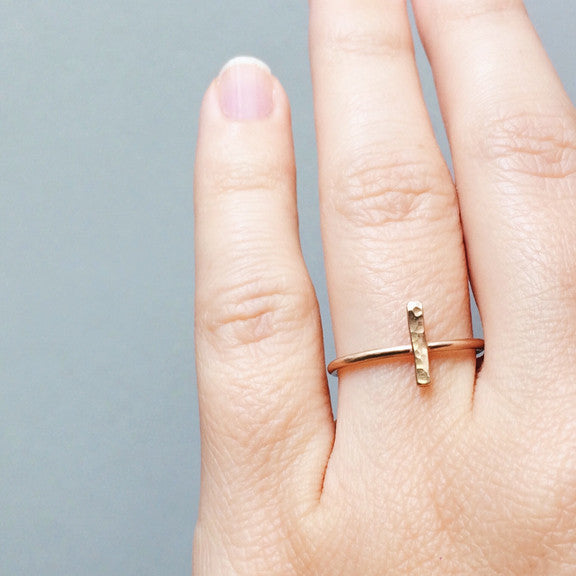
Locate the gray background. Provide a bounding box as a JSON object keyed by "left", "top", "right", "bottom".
{"left": 1, "top": 1, "right": 575, "bottom": 574}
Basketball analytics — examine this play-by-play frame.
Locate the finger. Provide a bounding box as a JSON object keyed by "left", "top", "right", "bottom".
{"left": 309, "top": 0, "right": 475, "bottom": 444}
{"left": 194, "top": 58, "right": 334, "bottom": 519}
{"left": 412, "top": 0, "right": 576, "bottom": 406}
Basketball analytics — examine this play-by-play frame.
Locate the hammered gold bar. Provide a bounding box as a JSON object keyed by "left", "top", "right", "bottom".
{"left": 407, "top": 301, "right": 431, "bottom": 387}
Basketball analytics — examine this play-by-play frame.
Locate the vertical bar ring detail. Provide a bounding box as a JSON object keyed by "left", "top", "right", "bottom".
{"left": 407, "top": 301, "right": 431, "bottom": 387}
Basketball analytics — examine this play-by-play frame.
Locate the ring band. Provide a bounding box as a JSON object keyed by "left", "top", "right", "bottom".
{"left": 327, "top": 301, "right": 484, "bottom": 386}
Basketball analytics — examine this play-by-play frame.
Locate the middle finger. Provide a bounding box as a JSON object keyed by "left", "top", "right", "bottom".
{"left": 310, "top": 0, "right": 474, "bottom": 450}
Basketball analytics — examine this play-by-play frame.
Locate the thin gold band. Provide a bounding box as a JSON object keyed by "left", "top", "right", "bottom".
{"left": 327, "top": 339, "right": 485, "bottom": 375}
{"left": 327, "top": 301, "right": 484, "bottom": 386}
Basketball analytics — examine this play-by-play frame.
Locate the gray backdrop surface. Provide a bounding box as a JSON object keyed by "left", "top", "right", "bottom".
{"left": 1, "top": 1, "right": 575, "bottom": 574}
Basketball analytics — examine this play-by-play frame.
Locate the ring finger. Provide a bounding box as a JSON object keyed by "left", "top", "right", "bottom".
{"left": 310, "top": 0, "right": 475, "bottom": 456}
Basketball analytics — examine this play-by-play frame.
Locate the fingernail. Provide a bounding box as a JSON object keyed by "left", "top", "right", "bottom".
{"left": 218, "top": 56, "right": 274, "bottom": 120}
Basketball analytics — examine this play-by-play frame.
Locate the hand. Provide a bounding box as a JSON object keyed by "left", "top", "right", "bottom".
{"left": 193, "top": 1, "right": 576, "bottom": 574}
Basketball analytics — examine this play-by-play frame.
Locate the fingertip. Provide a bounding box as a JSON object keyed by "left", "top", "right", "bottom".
{"left": 200, "top": 56, "right": 290, "bottom": 127}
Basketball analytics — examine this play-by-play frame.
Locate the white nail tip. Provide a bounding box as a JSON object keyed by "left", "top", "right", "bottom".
{"left": 219, "top": 56, "right": 271, "bottom": 77}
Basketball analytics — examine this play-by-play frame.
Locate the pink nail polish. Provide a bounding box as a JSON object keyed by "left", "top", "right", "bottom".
{"left": 218, "top": 56, "right": 274, "bottom": 120}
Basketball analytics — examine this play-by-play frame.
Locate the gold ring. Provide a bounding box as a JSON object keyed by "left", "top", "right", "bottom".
{"left": 327, "top": 301, "right": 484, "bottom": 387}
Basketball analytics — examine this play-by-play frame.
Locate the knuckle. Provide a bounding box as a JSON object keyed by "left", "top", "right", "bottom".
{"left": 324, "top": 26, "right": 410, "bottom": 60}
{"left": 198, "top": 268, "right": 316, "bottom": 352}
{"left": 480, "top": 109, "right": 576, "bottom": 183}
{"left": 436, "top": 0, "right": 522, "bottom": 25}
{"left": 210, "top": 155, "right": 289, "bottom": 198}
{"left": 329, "top": 147, "right": 454, "bottom": 228}
{"left": 197, "top": 271, "right": 318, "bottom": 456}
{"left": 316, "top": 6, "right": 411, "bottom": 60}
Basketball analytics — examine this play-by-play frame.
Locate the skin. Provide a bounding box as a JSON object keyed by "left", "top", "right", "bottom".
{"left": 193, "top": 0, "right": 576, "bottom": 574}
